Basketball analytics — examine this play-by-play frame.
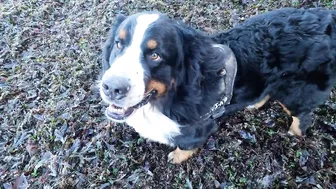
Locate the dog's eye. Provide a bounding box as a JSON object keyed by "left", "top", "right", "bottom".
{"left": 150, "top": 52, "right": 161, "bottom": 61}
{"left": 115, "top": 41, "right": 123, "bottom": 49}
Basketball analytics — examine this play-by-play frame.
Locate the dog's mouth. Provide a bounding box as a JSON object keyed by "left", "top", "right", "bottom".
{"left": 106, "top": 104, "right": 135, "bottom": 122}
{"left": 105, "top": 90, "right": 157, "bottom": 122}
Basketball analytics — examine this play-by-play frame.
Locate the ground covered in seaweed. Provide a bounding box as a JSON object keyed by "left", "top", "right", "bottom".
{"left": 1, "top": 0, "right": 335, "bottom": 188}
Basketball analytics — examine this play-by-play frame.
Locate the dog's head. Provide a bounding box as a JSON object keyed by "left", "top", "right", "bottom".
{"left": 100, "top": 12, "right": 238, "bottom": 123}
{"left": 100, "top": 12, "right": 185, "bottom": 122}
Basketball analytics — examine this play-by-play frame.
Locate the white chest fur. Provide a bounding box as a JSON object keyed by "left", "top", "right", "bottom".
{"left": 126, "top": 104, "right": 181, "bottom": 145}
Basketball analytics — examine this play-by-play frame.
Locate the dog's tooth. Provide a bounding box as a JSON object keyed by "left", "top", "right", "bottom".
{"left": 113, "top": 108, "right": 125, "bottom": 114}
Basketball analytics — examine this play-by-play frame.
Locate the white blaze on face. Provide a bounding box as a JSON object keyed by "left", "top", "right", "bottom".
{"left": 101, "top": 13, "right": 159, "bottom": 107}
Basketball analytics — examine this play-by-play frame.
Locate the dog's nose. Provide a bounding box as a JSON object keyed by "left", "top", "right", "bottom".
{"left": 102, "top": 76, "right": 131, "bottom": 100}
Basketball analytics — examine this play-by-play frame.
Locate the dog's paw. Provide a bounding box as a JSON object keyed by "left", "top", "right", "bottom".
{"left": 167, "top": 148, "right": 195, "bottom": 164}
{"left": 247, "top": 95, "right": 271, "bottom": 110}
{"left": 288, "top": 125, "right": 302, "bottom": 136}
{"left": 245, "top": 105, "right": 258, "bottom": 113}
{"left": 288, "top": 116, "right": 303, "bottom": 137}
{"left": 246, "top": 105, "right": 256, "bottom": 110}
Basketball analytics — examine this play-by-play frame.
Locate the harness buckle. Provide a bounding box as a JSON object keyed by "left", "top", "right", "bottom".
{"left": 211, "top": 105, "right": 226, "bottom": 119}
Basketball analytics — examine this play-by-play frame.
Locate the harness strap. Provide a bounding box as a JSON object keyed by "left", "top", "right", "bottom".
{"left": 199, "top": 44, "right": 237, "bottom": 120}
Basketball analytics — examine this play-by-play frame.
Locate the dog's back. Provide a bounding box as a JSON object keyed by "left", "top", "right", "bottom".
{"left": 215, "top": 8, "right": 336, "bottom": 135}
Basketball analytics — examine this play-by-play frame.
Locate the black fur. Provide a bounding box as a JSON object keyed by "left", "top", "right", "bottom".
{"left": 101, "top": 8, "right": 336, "bottom": 152}
{"left": 101, "top": 14, "right": 127, "bottom": 77}
{"left": 214, "top": 8, "right": 336, "bottom": 134}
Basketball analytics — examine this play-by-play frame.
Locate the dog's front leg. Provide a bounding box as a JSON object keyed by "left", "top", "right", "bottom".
{"left": 169, "top": 120, "right": 218, "bottom": 164}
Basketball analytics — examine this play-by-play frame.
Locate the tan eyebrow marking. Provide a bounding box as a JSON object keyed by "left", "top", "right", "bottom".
{"left": 119, "top": 29, "right": 127, "bottom": 39}
{"left": 147, "top": 39, "right": 158, "bottom": 49}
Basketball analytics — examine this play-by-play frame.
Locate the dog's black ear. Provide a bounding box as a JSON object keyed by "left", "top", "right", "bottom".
{"left": 115, "top": 14, "right": 127, "bottom": 24}
{"left": 173, "top": 21, "right": 197, "bottom": 47}
{"left": 100, "top": 14, "right": 127, "bottom": 79}
{"left": 171, "top": 21, "right": 202, "bottom": 84}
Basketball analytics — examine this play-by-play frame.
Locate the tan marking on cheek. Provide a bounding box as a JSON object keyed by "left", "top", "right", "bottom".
{"left": 146, "top": 79, "right": 167, "bottom": 96}
{"left": 253, "top": 95, "right": 270, "bottom": 109}
{"left": 289, "top": 116, "right": 302, "bottom": 136}
{"left": 147, "top": 39, "right": 157, "bottom": 49}
{"left": 167, "top": 147, "right": 196, "bottom": 164}
{"left": 278, "top": 102, "right": 291, "bottom": 115}
{"left": 119, "top": 29, "right": 127, "bottom": 39}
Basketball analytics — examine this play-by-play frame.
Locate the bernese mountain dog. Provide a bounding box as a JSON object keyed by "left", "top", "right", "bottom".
{"left": 99, "top": 8, "right": 336, "bottom": 164}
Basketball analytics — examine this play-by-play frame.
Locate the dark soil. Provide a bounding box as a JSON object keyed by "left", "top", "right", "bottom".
{"left": 1, "top": 0, "right": 335, "bottom": 188}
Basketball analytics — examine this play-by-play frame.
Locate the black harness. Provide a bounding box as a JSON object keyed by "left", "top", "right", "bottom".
{"left": 200, "top": 44, "right": 237, "bottom": 120}
{"left": 199, "top": 93, "right": 230, "bottom": 120}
